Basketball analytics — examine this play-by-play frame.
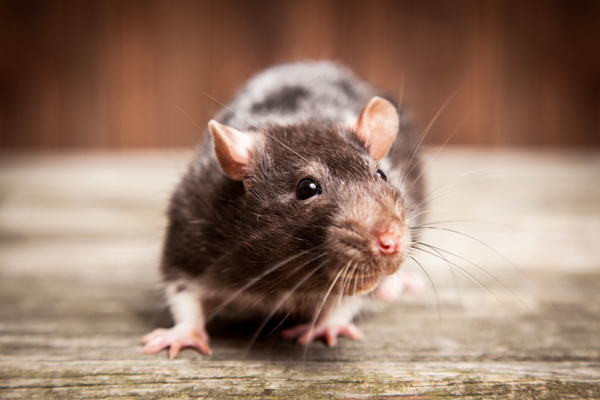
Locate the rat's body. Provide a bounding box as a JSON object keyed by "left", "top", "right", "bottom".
{"left": 143, "top": 62, "right": 424, "bottom": 358}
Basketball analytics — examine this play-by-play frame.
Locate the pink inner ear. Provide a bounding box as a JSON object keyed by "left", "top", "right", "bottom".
{"left": 355, "top": 97, "right": 400, "bottom": 161}
{"left": 208, "top": 120, "right": 253, "bottom": 181}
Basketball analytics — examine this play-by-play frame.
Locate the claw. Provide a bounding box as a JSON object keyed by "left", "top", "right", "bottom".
{"left": 142, "top": 326, "right": 212, "bottom": 358}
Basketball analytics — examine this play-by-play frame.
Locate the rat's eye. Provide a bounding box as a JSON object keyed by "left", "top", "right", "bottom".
{"left": 297, "top": 178, "right": 322, "bottom": 200}
{"left": 376, "top": 169, "right": 387, "bottom": 182}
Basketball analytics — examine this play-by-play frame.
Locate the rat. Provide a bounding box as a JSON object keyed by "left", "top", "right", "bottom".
{"left": 142, "top": 61, "right": 424, "bottom": 358}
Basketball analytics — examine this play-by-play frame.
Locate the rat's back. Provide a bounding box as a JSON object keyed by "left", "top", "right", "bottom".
{"left": 216, "top": 61, "right": 379, "bottom": 131}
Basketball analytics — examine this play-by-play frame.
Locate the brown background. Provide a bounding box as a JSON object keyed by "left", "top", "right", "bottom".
{"left": 1, "top": 0, "right": 599, "bottom": 149}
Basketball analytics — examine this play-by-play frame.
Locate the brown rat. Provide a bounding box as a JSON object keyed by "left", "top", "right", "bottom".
{"left": 142, "top": 61, "right": 424, "bottom": 358}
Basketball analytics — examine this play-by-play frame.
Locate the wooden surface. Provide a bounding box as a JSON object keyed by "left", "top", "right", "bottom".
{"left": 0, "top": 149, "right": 599, "bottom": 399}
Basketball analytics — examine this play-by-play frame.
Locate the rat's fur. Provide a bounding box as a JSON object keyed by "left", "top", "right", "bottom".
{"left": 145, "top": 61, "right": 425, "bottom": 356}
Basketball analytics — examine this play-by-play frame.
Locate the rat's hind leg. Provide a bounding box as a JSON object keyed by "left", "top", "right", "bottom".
{"left": 281, "top": 297, "right": 363, "bottom": 346}
{"left": 142, "top": 281, "right": 211, "bottom": 358}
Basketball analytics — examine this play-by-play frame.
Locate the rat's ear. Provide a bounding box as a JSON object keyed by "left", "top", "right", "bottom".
{"left": 208, "top": 120, "right": 254, "bottom": 181}
{"left": 354, "top": 96, "right": 399, "bottom": 161}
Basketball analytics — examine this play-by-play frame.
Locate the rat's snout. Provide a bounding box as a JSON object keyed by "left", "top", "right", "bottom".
{"left": 373, "top": 223, "right": 405, "bottom": 255}
{"left": 375, "top": 229, "right": 404, "bottom": 255}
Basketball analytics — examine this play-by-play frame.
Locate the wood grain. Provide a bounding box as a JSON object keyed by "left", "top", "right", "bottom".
{"left": 0, "top": 149, "right": 598, "bottom": 398}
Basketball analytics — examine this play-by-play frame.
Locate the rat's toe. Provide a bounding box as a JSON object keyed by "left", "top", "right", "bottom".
{"left": 282, "top": 322, "right": 363, "bottom": 346}
{"left": 142, "top": 326, "right": 211, "bottom": 357}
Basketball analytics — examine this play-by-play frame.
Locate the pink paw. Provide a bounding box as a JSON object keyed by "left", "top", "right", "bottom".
{"left": 374, "top": 271, "right": 424, "bottom": 302}
{"left": 281, "top": 323, "right": 363, "bottom": 347}
{"left": 142, "top": 326, "right": 212, "bottom": 358}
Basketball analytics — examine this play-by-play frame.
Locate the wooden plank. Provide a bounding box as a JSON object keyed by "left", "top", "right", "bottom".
{"left": 0, "top": 149, "right": 599, "bottom": 399}
{"left": 2, "top": 1, "right": 600, "bottom": 148}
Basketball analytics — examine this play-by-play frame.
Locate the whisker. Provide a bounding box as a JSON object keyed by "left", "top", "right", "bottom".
{"left": 177, "top": 251, "right": 322, "bottom": 333}
{"left": 399, "top": 112, "right": 471, "bottom": 196}
{"left": 244, "top": 254, "right": 327, "bottom": 308}
{"left": 411, "top": 221, "right": 544, "bottom": 287}
{"left": 206, "top": 250, "right": 318, "bottom": 320}
{"left": 177, "top": 104, "right": 245, "bottom": 179}
{"left": 416, "top": 164, "right": 499, "bottom": 200}
{"left": 177, "top": 104, "right": 206, "bottom": 133}
{"left": 266, "top": 306, "right": 296, "bottom": 338}
{"left": 411, "top": 226, "right": 522, "bottom": 275}
{"left": 243, "top": 255, "right": 334, "bottom": 356}
{"left": 352, "top": 262, "right": 359, "bottom": 298}
{"left": 415, "top": 241, "right": 534, "bottom": 315}
{"left": 399, "top": 85, "right": 463, "bottom": 189}
{"left": 240, "top": 251, "right": 331, "bottom": 312}
{"left": 409, "top": 256, "right": 442, "bottom": 326}
{"left": 412, "top": 219, "right": 547, "bottom": 246}
{"left": 407, "top": 183, "right": 487, "bottom": 215}
{"left": 392, "top": 71, "right": 406, "bottom": 159}
{"left": 338, "top": 261, "right": 358, "bottom": 308}
{"left": 405, "top": 163, "right": 495, "bottom": 215}
{"left": 348, "top": 262, "right": 363, "bottom": 348}
{"left": 302, "top": 260, "right": 351, "bottom": 365}
{"left": 350, "top": 262, "right": 367, "bottom": 345}
{"left": 449, "top": 258, "right": 467, "bottom": 329}
{"left": 411, "top": 245, "right": 519, "bottom": 320}
{"left": 407, "top": 207, "right": 457, "bottom": 221}
{"left": 396, "top": 145, "right": 440, "bottom": 192}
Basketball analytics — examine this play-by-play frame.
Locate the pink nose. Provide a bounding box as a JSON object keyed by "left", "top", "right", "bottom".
{"left": 376, "top": 230, "right": 404, "bottom": 255}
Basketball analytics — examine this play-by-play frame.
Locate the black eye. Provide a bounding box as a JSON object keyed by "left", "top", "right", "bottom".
{"left": 377, "top": 169, "right": 387, "bottom": 182}
{"left": 297, "top": 178, "right": 322, "bottom": 200}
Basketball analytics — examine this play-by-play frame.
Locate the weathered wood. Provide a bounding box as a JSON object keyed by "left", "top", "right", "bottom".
{"left": 0, "top": 149, "right": 599, "bottom": 399}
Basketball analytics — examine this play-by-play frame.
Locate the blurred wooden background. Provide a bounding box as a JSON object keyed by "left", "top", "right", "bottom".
{"left": 1, "top": 0, "right": 599, "bottom": 149}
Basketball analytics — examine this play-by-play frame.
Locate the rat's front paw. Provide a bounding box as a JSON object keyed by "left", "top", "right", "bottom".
{"left": 142, "top": 326, "right": 211, "bottom": 358}
{"left": 281, "top": 322, "right": 363, "bottom": 347}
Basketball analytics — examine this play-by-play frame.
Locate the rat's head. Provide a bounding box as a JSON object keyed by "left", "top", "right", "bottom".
{"left": 208, "top": 97, "right": 411, "bottom": 296}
